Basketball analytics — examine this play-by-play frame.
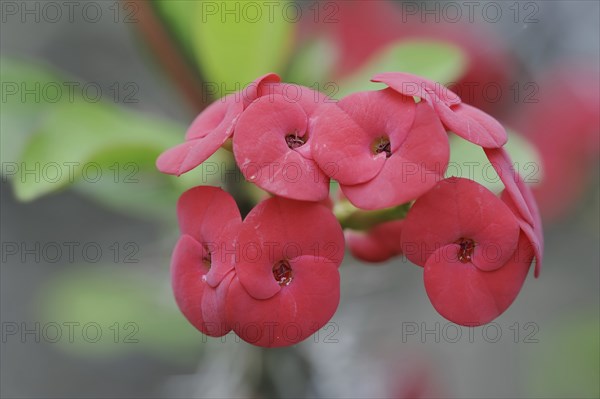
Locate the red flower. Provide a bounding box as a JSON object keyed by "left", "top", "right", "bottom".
{"left": 170, "top": 186, "right": 242, "bottom": 337}
{"left": 311, "top": 89, "right": 449, "bottom": 209}
{"left": 372, "top": 72, "right": 507, "bottom": 148}
{"left": 299, "top": 0, "right": 515, "bottom": 113}
{"left": 401, "top": 177, "right": 533, "bottom": 325}
{"left": 346, "top": 220, "right": 404, "bottom": 263}
{"left": 510, "top": 66, "right": 600, "bottom": 220}
{"left": 156, "top": 73, "right": 280, "bottom": 176}
{"left": 232, "top": 83, "right": 331, "bottom": 201}
{"left": 226, "top": 196, "right": 344, "bottom": 347}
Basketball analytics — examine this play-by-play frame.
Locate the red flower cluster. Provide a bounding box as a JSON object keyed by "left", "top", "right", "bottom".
{"left": 158, "top": 72, "right": 543, "bottom": 345}
{"left": 171, "top": 186, "right": 344, "bottom": 347}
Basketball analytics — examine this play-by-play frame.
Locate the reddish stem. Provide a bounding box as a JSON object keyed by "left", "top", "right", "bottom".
{"left": 129, "top": 0, "right": 208, "bottom": 112}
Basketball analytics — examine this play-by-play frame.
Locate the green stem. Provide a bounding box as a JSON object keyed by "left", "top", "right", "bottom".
{"left": 334, "top": 201, "right": 410, "bottom": 231}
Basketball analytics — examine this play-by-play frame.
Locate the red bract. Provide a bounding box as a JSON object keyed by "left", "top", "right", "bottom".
{"left": 312, "top": 89, "right": 449, "bottom": 209}
{"left": 233, "top": 84, "right": 331, "bottom": 201}
{"left": 485, "top": 147, "right": 544, "bottom": 277}
{"left": 226, "top": 196, "right": 344, "bottom": 347}
{"left": 401, "top": 177, "right": 533, "bottom": 325}
{"left": 372, "top": 72, "right": 507, "bottom": 148}
{"left": 156, "top": 73, "right": 281, "bottom": 176}
{"left": 171, "top": 186, "right": 242, "bottom": 337}
{"left": 346, "top": 220, "right": 404, "bottom": 263}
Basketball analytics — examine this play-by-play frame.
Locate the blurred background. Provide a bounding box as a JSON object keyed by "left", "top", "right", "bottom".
{"left": 1, "top": 0, "right": 598, "bottom": 398}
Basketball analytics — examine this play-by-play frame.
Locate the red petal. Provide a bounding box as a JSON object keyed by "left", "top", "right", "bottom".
{"left": 516, "top": 176, "right": 544, "bottom": 277}
{"left": 434, "top": 102, "right": 507, "bottom": 148}
{"left": 177, "top": 186, "right": 241, "bottom": 285}
{"left": 185, "top": 93, "right": 243, "bottom": 140}
{"left": 371, "top": 72, "right": 461, "bottom": 106}
{"left": 156, "top": 130, "right": 231, "bottom": 176}
{"left": 340, "top": 101, "right": 448, "bottom": 209}
{"left": 171, "top": 235, "right": 231, "bottom": 337}
{"left": 501, "top": 190, "right": 544, "bottom": 278}
{"left": 424, "top": 232, "right": 533, "bottom": 326}
{"left": 200, "top": 271, "right": 235, "bottom": 336}
{"left": 157, "top": 74, "right": 283, "bottom": 176}
{"left": 242, "top": 72, "right": 282, "bottom": 108}
{"left": 484, "top": 147, "right": 534, "bottom": 226}
{"left": 227, "top": 255, "right": 340, "bottom": 347}
{"left": 311, "top": 89, "right": 416, "bottom": 186}
{"left": 401, "top": 178, "right": 520, "bottom": 272}
{"left": 346, "top": 220, "right": 404, "bottom": 263}
{"left": 235, "top": 197, "right": 344, "bottom": 300}
{"left": 233, "top": 94, "right": 329, "bottom": 201}
{"left": 259, "top": 82, "right": 329, "bottom": 117}
{"left": 311, "top": 102, "right": 385, "bottom": 185}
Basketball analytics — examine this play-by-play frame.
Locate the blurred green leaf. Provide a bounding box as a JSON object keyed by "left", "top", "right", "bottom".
{"left": 2, "top": 58, "right": 231, "bottom": 219}
{"left": 13, "top": 101, "right": 177, "bottom": 199}
{"left": 192, "top": 0, "right": 295, "bottom": 98}
{"left": 73, "top": 148, "right": 233, "bottom": 222}
{"left": 336, "top": 40, "right": 467, "bottom": 98}
{"left": 0, "top": 58, "right": 67, "bottom": 164}
{"left": 446, "top": 129, "right": 542, "bottom": 194}
{"left": 37, "top": 265, "right": 203, "bottom": 364}
{"left": 286, "top": 36, "right": 338, "bottom": 88}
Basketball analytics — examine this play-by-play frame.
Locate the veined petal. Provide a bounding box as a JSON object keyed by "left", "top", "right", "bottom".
{"left": 372, "top": 72, "right": 461, "bottom": 106}
{"left": 424, "top": 232, "right": 533, "bottom": 326}
{"left": 171, "top": 235, "right": 231, "bottom": 337}
{"left": 177, "top": 186, "right": 241, "bottom": 285}
{"left": 227, "top": 255, "right": 340, "bottom": 347}
{"left": 235, "top": 196, "right": 344, "bottom": 300}
{"left": 233, "top": 94, "right": 329, "bottom": 201}
{"left": 311, "top": 89, "right": 416, "bottom": 186}
{"left": 341, "top": 101, "right": 448, "bottom": 209}
{"left": 434, "top": 102, "right": 507, "bottom": 148}
{"left": 401, "top": 177, "right": 520, "bottom": 271}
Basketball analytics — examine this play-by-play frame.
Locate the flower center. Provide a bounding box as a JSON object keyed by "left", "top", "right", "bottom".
{"left": 202, "top": 249, "right": 211, "bottom": 270}
{"left": 272, "top": 260, "right": 293, "bottom": 286}
{"left": 285, "top": 132, "right": 306, "bottom": 149}
{"left": 455, "top": 238, "right": 476, "bottom": 263}
{"left": 372, "top": 136, "right": 391, "bottom": 158}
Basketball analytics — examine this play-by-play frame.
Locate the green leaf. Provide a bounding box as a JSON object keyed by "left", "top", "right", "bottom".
{"left": 336, "top": 40, "right": 467, "bottom": 98}
{"left": 2, "top": 58, "right": 232, "bottom": 218}
{"left": 36, "top": 265, "right": 203, "bottom": 364}
{"left": 72, "top": 148, "right": 233, "bottom": 222}
{"left": 285, "top": 35, "right": 338, "bottom": 88}
{"left": 12, "top": 101, "right": 176, "bottom": 200}
{"left": 11, "top": 99, "right": 234, "bottom": 218}
{"left": 0, "top": 58, "right": 68, "bottom": 164}
{"left": 192, "top": 0, "right": 295, "bottom": 98}
{"left": 446, "top": 129, "right": 543, "bottom": 193}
